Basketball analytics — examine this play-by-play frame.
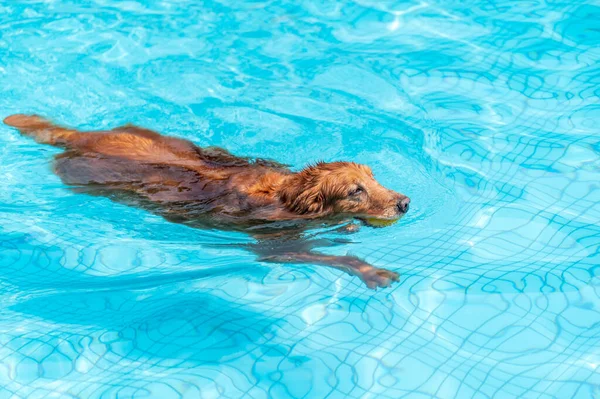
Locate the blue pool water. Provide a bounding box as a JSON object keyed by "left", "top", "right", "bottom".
{"left": 1, "top": 0, "right": 599, "bottom": 398}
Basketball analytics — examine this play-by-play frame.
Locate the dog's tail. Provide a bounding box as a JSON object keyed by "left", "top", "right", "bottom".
{"left": 3, "top": 114, "right": 79, "bottom": 147}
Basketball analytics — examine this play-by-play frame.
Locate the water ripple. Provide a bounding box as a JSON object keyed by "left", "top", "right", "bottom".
{"left": 0, "top": 0, "right": 599, "bottom": 398}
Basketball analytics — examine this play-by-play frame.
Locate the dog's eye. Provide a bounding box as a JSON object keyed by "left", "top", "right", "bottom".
{"left": 349, "top": 187, "right": 364, "bottom": 196}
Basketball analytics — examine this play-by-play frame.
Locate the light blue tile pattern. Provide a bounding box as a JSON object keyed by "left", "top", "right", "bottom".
{"left": 0, "top": 1, "right": 599, "bottom": 398}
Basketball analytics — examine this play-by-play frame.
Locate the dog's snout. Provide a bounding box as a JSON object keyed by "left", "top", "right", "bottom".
{"left": 397, "top": 197, "right": 410, "bottom": 213}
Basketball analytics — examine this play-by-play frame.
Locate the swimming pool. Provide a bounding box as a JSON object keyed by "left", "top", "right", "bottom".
{"left": 1, "top": 0, "right": 599, "bottom": 397}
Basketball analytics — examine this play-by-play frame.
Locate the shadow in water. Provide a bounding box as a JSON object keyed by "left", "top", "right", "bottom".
{"left": 10, "top": 286, "right": 284, "bottom": 365}
{"left": 1, "top": 231, "right": 286, "bottom": 365}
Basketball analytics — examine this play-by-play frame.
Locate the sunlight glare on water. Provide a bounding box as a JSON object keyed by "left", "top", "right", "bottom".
{"left": 0, "top": 0, "right": 600, "bottom": 398}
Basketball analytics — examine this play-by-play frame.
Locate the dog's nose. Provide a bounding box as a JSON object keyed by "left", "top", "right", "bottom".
{"left": 397, "top": 197, "right": 410, "bottom": 213}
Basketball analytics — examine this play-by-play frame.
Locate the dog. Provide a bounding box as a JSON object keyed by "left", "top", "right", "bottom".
{"left": 4, "top": 114, "right": 410, "bottom": 289}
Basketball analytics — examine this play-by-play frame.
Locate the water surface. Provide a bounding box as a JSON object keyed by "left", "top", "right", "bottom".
{"left": 0, "top": 1, "right": 599, "bottom": 398}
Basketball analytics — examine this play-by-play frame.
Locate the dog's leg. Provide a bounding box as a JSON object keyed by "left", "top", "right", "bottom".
{"left": 335, "top": 222, "right": 361, "bottom": 234}
{"left": 259, "top": 251, "right": 399, "bottom": 289}
{"left": 4, "top": 114, "right": 81, "bottom": 147}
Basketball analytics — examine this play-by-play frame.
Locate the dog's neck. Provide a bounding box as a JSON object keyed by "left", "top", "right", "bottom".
{"left": 246, "top": 167, "right": 342, "bottom": 218}
{"left": 250, "top": 170, "right": 331, "bottom": 215}
{"left": 247, "top": 171, "right": 294, "bottom": 199}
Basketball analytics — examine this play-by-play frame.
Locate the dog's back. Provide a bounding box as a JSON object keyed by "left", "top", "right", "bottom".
{"left": 4, "top": 114, "right": 286, "bottom": 169}
{"left": 4, "top": 115, "right": 279, "bottom": 214}
{"left": 4, "top": 114, "right": 202, "bottom": 165}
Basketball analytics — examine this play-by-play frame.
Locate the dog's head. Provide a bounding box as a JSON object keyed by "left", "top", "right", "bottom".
{"left": 278, "top": 162, "right": 409, "bottom": 225}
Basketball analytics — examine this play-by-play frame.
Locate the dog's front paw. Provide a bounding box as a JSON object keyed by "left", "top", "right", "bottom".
{"left": 358, "top": 267, "right": 400, "bottom": 289}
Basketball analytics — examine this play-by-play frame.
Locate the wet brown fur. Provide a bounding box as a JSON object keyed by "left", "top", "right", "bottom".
{"left": 4, "top": 114, "right": 409, "bottom": 289}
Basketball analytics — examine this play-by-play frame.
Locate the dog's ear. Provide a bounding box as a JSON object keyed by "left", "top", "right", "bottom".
{"left": 278, "top": 169, "right": 326, "bottom": 214}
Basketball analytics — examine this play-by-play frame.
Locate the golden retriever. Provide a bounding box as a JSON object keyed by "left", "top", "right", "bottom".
{"left": 4, "top": 114, "right": 410, "bottom": 289}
